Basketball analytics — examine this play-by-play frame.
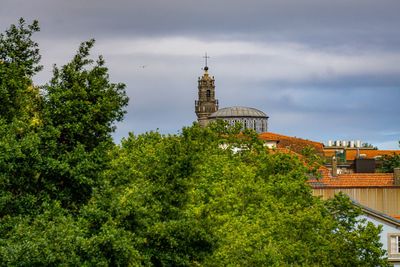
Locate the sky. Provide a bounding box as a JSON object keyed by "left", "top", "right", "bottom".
{"left": 1, "top": 0, "right": 400, "bottom": 149}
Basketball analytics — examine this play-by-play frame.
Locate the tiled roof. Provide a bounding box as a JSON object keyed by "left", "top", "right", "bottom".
{"left": 259, "top": 132, "right": 324, "bottom": 154}
{"left": 259, "top": 132, "right": 282, "bottom": 141}
{"left": 345, "top": 150, "right": 400, "bottom": 160}
{"left": 309, "top": 173, "right": 395, "bottom": 188}
{"left": 323, "top": 149, "right": 400, "bottom": 161}
{"left": 260, "top": 132, "right": 323, "bottom": 146}
{"left": 259, "top": 134, "right": 398, "bottom": 188}
{"left": 323, "top": 150, "right": 335, "bottom": 158}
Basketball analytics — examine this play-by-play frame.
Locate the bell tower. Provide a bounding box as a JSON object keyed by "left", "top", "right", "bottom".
{"left": 195, "top": 54, "right": 219, "bottom": 127}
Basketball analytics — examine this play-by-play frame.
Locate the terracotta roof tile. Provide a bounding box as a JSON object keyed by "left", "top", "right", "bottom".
{"left": 262, "top": 137, "right": 398, "bottom": 188}
{"left": 259, "top": 132, "right": 324, "bottom": 155}
{"left": 344, "top": 150, "right": 400, "bottom": 161}
{"left": 309, "top": 173, "right": 395, "bottom": 188}
{"left": 260, "top": 132, "right": 324, "bottom": 147}
{"left": 323, "top": 149, "right": 400, "bottom": 161}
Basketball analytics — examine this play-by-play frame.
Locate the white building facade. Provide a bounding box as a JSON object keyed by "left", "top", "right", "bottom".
{"left": 357, "top": 203, "right": 400, "bottom": 266}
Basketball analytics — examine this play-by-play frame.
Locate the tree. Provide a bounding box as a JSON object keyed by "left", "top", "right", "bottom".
{"left": 0, "top": 201, "right": 142, "bottom": 266}
{"left": 0, "top": 19, "right": 135, "bottom": 266}
{"left": 361, "top": 142, "right": 378, "bottom": 149}
{"left": 43, "top": 39, "right": 128, "bottom": 152}
{"left": 39, "top": 39, "right": 128, "bottom": 207}
{"left": 379, "top": 153, "right": 400, "bottom": 173}
{"left": 0, "top": 19, "right": 47, "bottom": 216}
{"left": 92, "top": 122, "right": 389, "bottom": 266}
{"left": 0, "top": 18, "right": 42, "bottom": 122}
{"left": 0, "top": 20, "right": 128, "bottom": 214}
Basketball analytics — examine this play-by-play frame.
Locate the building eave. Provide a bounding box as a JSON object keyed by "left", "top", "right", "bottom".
{"left": 352, "top": 200, "right": 400, "bottom": 227}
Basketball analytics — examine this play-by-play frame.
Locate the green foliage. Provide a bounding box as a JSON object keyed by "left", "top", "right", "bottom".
{"left": 0, "top": 18, "right": 389, "bottom": 266}
{"left": 379, "top": 153, "right": 400, "bottom": 173}
{"left": 0, "top": 18, "right": 42, "bottom": 122}
{"left": 0, "top": 19, "right": 128, "bottom": 213}
{"left": 300, "top": 145, "right": 325, "bottom": 175}
{"left": 44, "top": 39, "right": 128, "bottom": 152}
{"left": 92, "top": 122, "right": 388, "bottom": 266}
{"left": 324, "top": 193, "right": 388, "bottom": 266}
{"left": 0, "top": 202, "right": 142, "bottom": 266}
{"left": 362, "top": 142, "right": 378, "bottom": 149}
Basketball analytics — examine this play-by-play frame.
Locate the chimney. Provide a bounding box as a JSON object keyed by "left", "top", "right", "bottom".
{"left": 332, "top": 156, "right": 338, "bottom": 177}
{"left": 350, "top": 140, "right": 355, "bottom": 148}
{"left": 394, "top": 168, "right": 400, "bottom": 186}
{"left": 356, "top": 140, "right": 361, "bottom": 148}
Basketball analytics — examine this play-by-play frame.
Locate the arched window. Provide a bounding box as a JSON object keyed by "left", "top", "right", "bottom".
{"left": 262, "top": 120, "right": 267, "bottom": 132}
{"left": 206, "top": 90, "right": 211, "bottom": 98}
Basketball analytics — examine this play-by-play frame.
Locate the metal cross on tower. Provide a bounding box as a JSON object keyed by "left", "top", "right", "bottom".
{"left": 203, "top": 53, "right": 210, "bottom": 67}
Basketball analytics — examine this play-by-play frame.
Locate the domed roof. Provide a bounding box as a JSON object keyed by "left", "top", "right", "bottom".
{"left": 209, "top": 106, "right": 268, "bottom": 118}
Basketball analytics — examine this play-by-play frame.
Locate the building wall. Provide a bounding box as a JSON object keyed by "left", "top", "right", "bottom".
{"left": 361, "top": 214, "right": 400, "bottom": 266}
{"left": 312, "top": 188, "right": 400, "bottom": 216}
{"left": 263, "top": 141, "right": 278, "bottom": 149}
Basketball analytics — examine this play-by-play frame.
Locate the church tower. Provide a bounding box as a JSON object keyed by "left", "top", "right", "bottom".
{"left": 195, "top": 57, "right": 219, "bottom": 127}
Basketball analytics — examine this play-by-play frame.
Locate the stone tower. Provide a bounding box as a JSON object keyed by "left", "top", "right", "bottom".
{"left": 195, "top": 65, "right": 219, "bottom": 127}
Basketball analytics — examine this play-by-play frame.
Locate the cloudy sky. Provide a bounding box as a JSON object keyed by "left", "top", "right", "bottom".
{"left": 1, "top": 0, "right": 400, "bottom": 149}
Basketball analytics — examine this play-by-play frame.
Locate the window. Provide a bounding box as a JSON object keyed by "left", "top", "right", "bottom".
{"left": 206, "top": 90, "right": 211, "bottom": 98}
{"left": 389, "top": 234, "right": 400, "bottom": 258}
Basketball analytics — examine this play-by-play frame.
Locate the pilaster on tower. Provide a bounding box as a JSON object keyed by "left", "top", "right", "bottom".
{"left": 195, "top": 65, "right": 219, "bottom": 127}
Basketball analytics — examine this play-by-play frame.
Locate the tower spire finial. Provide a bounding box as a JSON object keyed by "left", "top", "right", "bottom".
{"left": 203, "top": 52, "right": 210, "bottom": 70}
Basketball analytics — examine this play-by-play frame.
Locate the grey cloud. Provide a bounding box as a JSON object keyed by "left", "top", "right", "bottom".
{"left": 1, "top": 0, "right": 400, "bottom": 46}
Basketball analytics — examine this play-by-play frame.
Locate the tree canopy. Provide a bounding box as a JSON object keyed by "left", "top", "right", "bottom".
{"left": 0, "top": 19, "right": 390, "bottom": 266}
{"left": 0, "top": 19, "right": 128, "bottom": 213}
{"left": 379, "top": 142, "right": 400, "bottom": 173}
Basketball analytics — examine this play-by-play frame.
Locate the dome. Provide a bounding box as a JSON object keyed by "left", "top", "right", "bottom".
{"left": 209, "top": 106, "right": 268, "bottom": 119}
